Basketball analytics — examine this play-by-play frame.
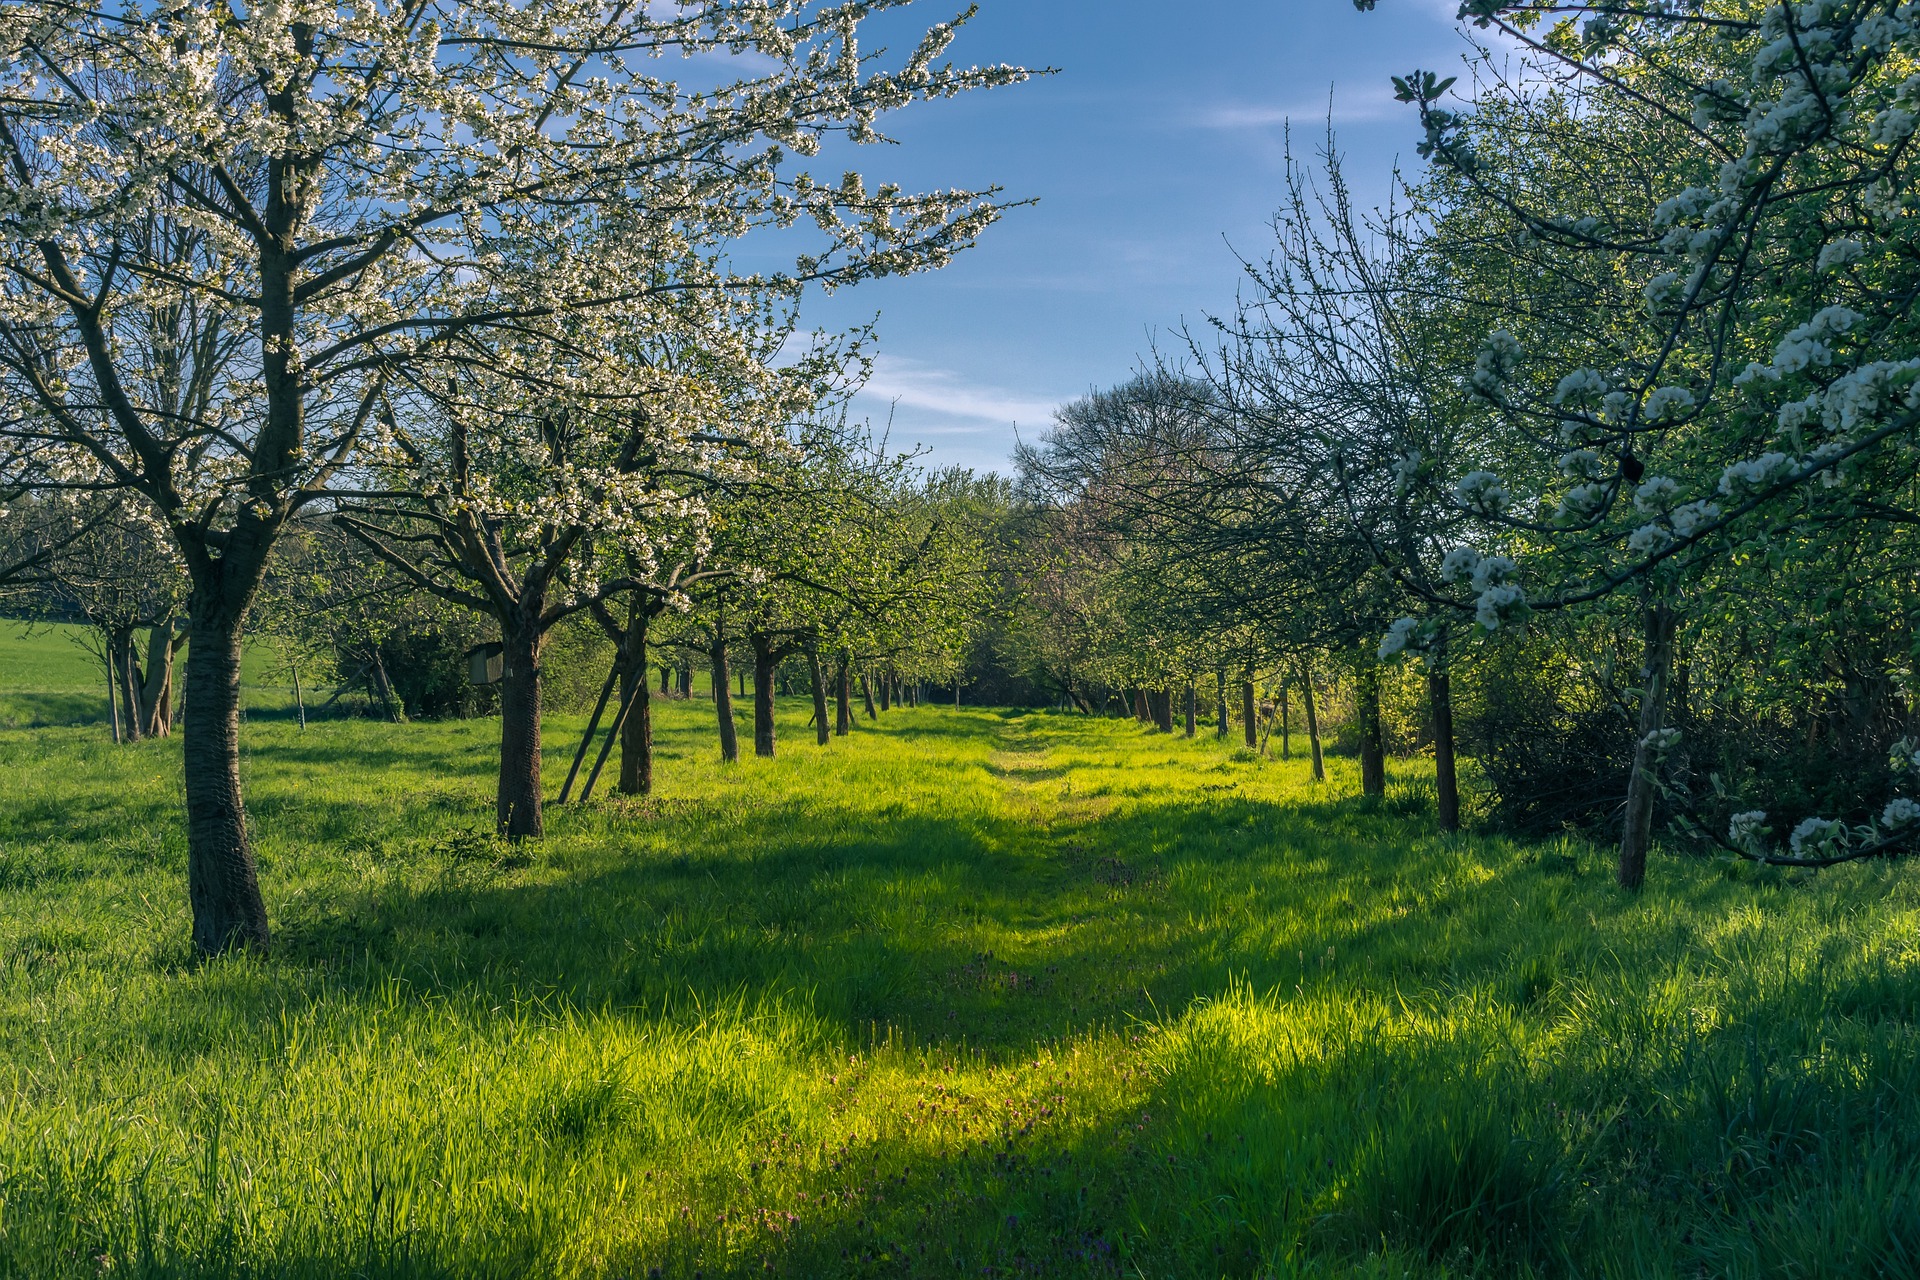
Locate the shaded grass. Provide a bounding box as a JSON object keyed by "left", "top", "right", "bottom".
{"left": 1, "top": 702, "right": 1919, "bottom": 1277}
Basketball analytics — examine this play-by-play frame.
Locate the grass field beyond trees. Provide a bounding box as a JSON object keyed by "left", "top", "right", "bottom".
{"left": 4, "top": 693, "right": 1920, "bottom": 1278}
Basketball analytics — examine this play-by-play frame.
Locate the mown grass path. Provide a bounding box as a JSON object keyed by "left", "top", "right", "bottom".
{"left": 3, "top": 704, "right": 1920, "bottom": 1278}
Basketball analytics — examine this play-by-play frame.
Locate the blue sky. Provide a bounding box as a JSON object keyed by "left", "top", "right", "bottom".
{"left": 793, "top": 0, "right": 1500, "bottom": 473}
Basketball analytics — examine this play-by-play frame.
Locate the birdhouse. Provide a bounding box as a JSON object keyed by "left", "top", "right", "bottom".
{"left": 466, "top": 642, "right": 504, "bottom": 685}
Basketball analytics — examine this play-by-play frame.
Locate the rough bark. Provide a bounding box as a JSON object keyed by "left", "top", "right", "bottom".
{"left": 619, "top": 610, "right": 652, "bottom": 796}
{"left": 712, "top": 633, "right": 740, "bottom": 764}
{"left": 1242, "top": 680, "right": 1257, "bottom": 750}
{"left": 1301, "top": 673, "right": 1326, "bottom": 783}
{"left": 140, "top": 624, "right": 178, "bottom": 737}
{"left": 1619, "top": 600, "right": 1678, "bottom": 890}
{"left": 807, "top": 645, "right": 831, "bottom": 746}
{"left": 181, "top": 612, "right": 271, "bottom": 953}
{"left": 1358, "top": 658, "right": 1387, "bottom": 799}
{"left": 497, "top": 620, "right": 546, "bottom": 838}
{"left": 752, "top": 635, "right": 778, "bottom": 758}
{"left": 1429, "top": 657, "right": 1460, "bottom": 833}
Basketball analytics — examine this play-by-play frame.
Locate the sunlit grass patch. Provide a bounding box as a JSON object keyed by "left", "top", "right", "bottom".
{"left": 3, "top": 703, "right": 1920, "bottom": 1275}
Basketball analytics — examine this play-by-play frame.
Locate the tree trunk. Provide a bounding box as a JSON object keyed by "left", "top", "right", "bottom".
{"left": 752, "top": 635, "right": 777, "bottom": 758}
{"left": 1184, "top": 682, "right": 1196, "bottom": 738}
{"left": 291, "top": 658, "right": 306, "bottom": 731}
{"left": 1242, "top": 679, "right": 1257, "bottom": 750}
{"left": 878, "top": 673, "right": 891, "bottom": 712}
{"left": 835, "top": 660, "right": 853, "bottom": 736}
{"left": 497, "top": 620, "right": 546, "bottom": 838}
{"left": 1429, "top": 654, "right": 1460, "bottom": 833}
{"left": 1216, "top": 669, "right": 1229, "bottom": 738}
{"left": 678, "top": 663, "right": 692, "bottom": 698}
{"left": 1358, "top": 658, "right": 1386, "bottom": 799}
{"left": 371, "top": 648, "right": 404, "bottom": 722}
{"left": 1279, "top": 683, "right": 1291, "bottom": 760}
{"left": 808, "top": 645, "right": 831, "bottom": 746}
{"left": 113, "top": 625, "right": 143, "bottom": 743}
{"left": 181, "top": 611, "right": 271, "bottom": 953}
{"left": 140, "top": 625, "right": 178, "bottom": 738}
{"left": 862, "top": 672, "right": 877, "bottom": 720}
{"left": 1618, "top": 600, "right": 1678, "bottom": 890}
{"left": 1154, "top": 688, "right": 1173, "bottom": 734}
{"left": 619, "top": 610, "right": 652, "bottom": 796}
{"left": 712, "top": 633, "right": 739, "bottom": 764}
{"left": 1302, "top": 673, "right": 1326, "bottom": 783}
{"left": 105, "top": 644, "right": 122, "bottom": 744}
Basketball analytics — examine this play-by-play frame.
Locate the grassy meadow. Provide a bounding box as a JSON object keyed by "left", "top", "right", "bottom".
{"left": 3, "top": 639, "right": 1920, "bottom": 1276}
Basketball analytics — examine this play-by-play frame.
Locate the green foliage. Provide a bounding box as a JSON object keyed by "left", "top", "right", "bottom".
{"left": 3, "top": 708, "right": 1920, "bottom": 1275}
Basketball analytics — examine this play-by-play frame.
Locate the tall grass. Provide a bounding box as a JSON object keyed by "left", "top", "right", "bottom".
{"left": 1, "top": 698, "right": 1919, "bottom": 1277}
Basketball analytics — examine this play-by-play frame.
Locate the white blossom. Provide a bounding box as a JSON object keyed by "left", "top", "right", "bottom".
{"left": 1627, "top": 522, "right": 1673, "bottom": 555}
{"left": 1816, "top": 238, "right": 1866, "bottom": 271}
{"left": 1475, "top": 582, "right": 1528, "bottom": 631}
{"left": 1552, "top": 369, "right": 1609, "bottom": 406}
{"left": 1729, "top": 810, "right": 1769, "bottom": 845}
{"left": 1634, "top": 475, "right": 1680, "bottom": 513}
{"left": 1470, "top": 554, "right": 1517, "bottom": 592}
{"left": 1439, "top": 546, "right": 1481, "bottom": 583}
{"left": 1881, "top": 798, "right": 1920, "bottom": 829}
{"left": 1643, "top": 386, "right": 1696, "bottom": 420}
{"left": 1790, "top": 817, "right": 1847, "bottom": 856}
{"left": 1454, "top": 470, "right": 1511, "bottom": 515}
{"left": 1378, "top": 617, "right": 1420, "bottom": 660}
{"left": 1669, "top": 500, "right": 1721, "bottom": 537}
{"left": 1719, "top": 452, "right": 1794, "bottom": 494}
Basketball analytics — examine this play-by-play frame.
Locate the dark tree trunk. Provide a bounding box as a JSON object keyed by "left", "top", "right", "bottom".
{"left": 862, "top": 672, "right": 877, "bottom": 720}
{"left": 808, "top": 645, "right": 831, "bottom": 746}
{"left": 878, "top": 673, "right": 891, "bottom": 712}
{"left": 837, "top": 661, "right": 853, "bottom": 735}
{"left": 1217, "top": 669, "right": 1229, "bottom": 738}
{"left": 112, "top": 625, "right": 143, "bottom": 742}
{"left": 678, "top": 663, "right": 692, "bottom": 698}
{"left": 619, "top": 610, "right": 652, "bottom": 796}
{"left": 1154, "top": 689, "right": 1173, "bottom": 734}
{"left": 712, "top": 633, "right": 739, "bottom": 764}
{"left": 1619, "top": 600, "right": 1678, "bottom": 890}
{"left": 659, "top": 664, "right": 670, "bottom": 695}
{"left": 1242, "top": 680, "right": 1257, "bottom": 750}
{"left": 1302, "top": 673, "right": 1326, "bottom": 782}
{"left": 497, "top": 619, "right": 546, "bottom": 838}
{"left": 1429, "top": 655, "right": 1460, "bottom": 833}
{"left": 1184, "top": 682, "right": 1196, "bottom": 738}
{"left": 752, "top": 635, "right": 777, "bottom": 758}
{"left": 181, "top": 610, "right": 271, "bottom": 954}
{"left": 1279, "top": 683, "right": 1291, "bottom": 760}
{"left": 105, "top": 644, "right": 122, "bottom": 744}
{"left": 1358, "top": 659, "right": 1386, "bottom": 799}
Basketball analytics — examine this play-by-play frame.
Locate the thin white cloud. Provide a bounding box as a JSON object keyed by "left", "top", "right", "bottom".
{"left": 1195, "top": 85, "right": 1406, "bottom": 131}
{"left": 861, "top": 355, "right": 1065, "bottom": 427}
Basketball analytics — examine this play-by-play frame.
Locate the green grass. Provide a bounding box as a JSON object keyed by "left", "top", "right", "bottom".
{"left": 0, "top": 620, "right": 305, "bottom": 729}
{"left": 3, "top": 702, "right": 1920, "bottom": 1277}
